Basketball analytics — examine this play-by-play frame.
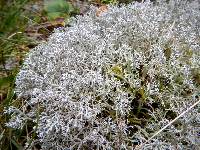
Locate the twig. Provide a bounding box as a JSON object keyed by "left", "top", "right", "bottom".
{"left": 8, "top": 32, "right": 22, "bottom": 39}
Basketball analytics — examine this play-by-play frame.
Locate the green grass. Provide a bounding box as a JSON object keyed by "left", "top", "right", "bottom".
{"left": 0, "top": 0, "right": 33, "bottom": 149}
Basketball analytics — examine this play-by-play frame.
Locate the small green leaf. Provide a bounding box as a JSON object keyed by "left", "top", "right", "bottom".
{"left": 0, "top": 75, "right": 14, "bottom": 87}
{"left": 47, "top": 12, "right": 67, "bottom": 20}
{"left": 111, "top": 65, "right": 123, "bottom": 75}
{"left": 44, "top": 0, "right": 74, "bottom": 20}
{"left": 164, "top": 46, "right": 172, "bottom": 61}
{"left": 139, "top": 87, "right": 146, "bottom": 103}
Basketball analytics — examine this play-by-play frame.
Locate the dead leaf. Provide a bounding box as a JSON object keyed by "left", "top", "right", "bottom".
{"left": 25, "top": 17, "right": 65, "bottom": 41}
{"left": 96, "top": 5, "right": 108, "bottom": 17}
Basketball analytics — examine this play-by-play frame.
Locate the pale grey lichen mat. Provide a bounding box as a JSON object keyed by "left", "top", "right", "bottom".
{"left": 6, "top": 0, "right": 200, "bottom": 149}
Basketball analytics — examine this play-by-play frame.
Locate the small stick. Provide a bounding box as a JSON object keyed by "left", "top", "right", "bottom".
{"left": 8, "top": 32, "right": 22, "bottom": 39}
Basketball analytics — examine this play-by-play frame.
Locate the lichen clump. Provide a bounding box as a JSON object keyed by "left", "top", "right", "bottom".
{"left": 6, "top": 0, "right": 200, "bottom": 149}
